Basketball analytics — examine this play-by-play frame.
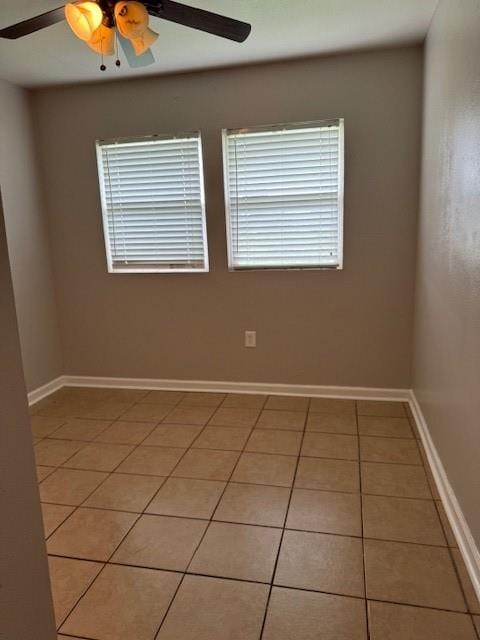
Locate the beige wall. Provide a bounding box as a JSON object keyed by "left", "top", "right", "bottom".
{"left": 32, "top": 46, "right": 422, "bottom": 388}
{"left": 0, "top": 80, "right": 63, "bottom": 391}
{"left": 0, "top": 193, "right": 56, "bottom": 639}
{"left": 413, "top": 1, "right": 480, "bottom": 544}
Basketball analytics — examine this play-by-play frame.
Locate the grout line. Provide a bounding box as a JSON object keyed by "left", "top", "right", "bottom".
{"left": 41, "top": 499, "right": 455, "bottom": 547}
{"left": 151, "top": 397, "right": 269, "bottom": 637}
{"left": 49, "top": 404, "right": 196, "bottom": 632}
{"left": 447, "top": 544, "right": 474, "bottom": 615}
{"left": 258, "top": 404, "right": 309, "bottom": 639}
{"left": 46, "top": 550, "right": 475, "bottom": 617}
{"left": 356, "top": 400, "right": 371, "bottom": 640}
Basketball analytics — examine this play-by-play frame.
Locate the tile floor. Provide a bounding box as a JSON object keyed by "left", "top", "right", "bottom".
{"left": 30, "top": 387, "right": 480, "bottom": 640}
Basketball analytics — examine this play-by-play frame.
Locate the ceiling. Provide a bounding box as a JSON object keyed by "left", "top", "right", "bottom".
{"left": 0, "top": 0, "right": 438, "bottom": 87}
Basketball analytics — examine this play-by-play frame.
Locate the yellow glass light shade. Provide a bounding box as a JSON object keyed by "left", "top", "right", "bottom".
{"left": 65, "top": 2, "right": 103, "bottom": 41}
{"left": 87, "top": 24, "right": 115, "bottom": 55}
{"left": 115, "top": 1, "right": 158, "bottom": 55}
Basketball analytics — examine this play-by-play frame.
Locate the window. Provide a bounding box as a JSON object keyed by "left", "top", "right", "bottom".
{"left": 96, "top": 133, "right": 209, "bottom": 273}
{"left": 223, "top": 119, "right": 344, "bottom": 270}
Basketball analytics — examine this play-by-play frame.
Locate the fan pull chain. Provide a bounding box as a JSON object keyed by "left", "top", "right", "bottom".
{"left": 100, "top": 35, "right": 106, "bottom": 71}
{"left": 114, "top": 27, "right": 121, "bottom": 67}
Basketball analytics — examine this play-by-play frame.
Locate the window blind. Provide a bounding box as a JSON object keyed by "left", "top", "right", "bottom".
{"left": 96, "top": 134, "right": 208, "bottom": 273}
{"left": 223, "top": 120, "right": 344, "bottom": 270}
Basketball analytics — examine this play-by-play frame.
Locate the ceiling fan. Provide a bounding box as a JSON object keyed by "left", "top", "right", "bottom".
{"left": 0, "top": 1, "right": 251, "bottom": 70}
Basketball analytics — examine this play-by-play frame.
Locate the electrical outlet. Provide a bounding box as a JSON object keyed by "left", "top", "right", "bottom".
{"left": 245, "top": 330, "right": 256, "bottom": 348}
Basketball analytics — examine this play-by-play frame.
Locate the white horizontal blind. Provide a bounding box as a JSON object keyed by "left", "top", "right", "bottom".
{"left": 96, "top": 134, "right": 208, "bottom": 272}
{"left": 223, "top": 120, "right": 344, "bottom": 269}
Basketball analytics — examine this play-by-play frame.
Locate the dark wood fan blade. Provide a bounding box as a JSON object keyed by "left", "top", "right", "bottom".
{"left": 0, "top": 6, "right": 66, "bottom": 39}
{"left": 145, "top": 0, "right": 251, "bottom": 42}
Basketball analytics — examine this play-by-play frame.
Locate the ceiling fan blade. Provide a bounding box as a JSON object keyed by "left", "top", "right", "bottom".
{"left": 145, "top": 0, "right": 251, "bottom": 43}
{"left": 118, "top": 34, "right": 155, "bottom": 68}
{"left": 0, "top": 6, "right": 66, "bottom": 40}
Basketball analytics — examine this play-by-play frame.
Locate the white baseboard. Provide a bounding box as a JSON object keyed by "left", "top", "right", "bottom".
{"left": 27, "top": 376, "right": 64, "bottom": 406}
{"left": 409, "top": 390, "right": 480, "bottom": 603}
{"left": 38, "top": 374, "right": 410, "bottom": 402}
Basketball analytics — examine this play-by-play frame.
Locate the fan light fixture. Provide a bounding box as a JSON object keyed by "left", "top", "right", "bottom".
{"left": 1, "top": 1, "right": 252, "bottom": 74}
{"left": 65, "top": 2, "right": 103, "bottom": 41}
{"left": 115, "top": 2, "right": 158, "bottom": 56}
{"left": 65, "top": 1, "right": 157, "bottom": 61}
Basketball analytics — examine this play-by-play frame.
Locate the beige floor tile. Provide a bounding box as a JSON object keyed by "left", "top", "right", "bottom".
{"left": 263, "top": 587, "right": 368, "bottom": 640}
{"left": 117, "top": 446, "right": 186, "bottom": 476}
{"left": 61, "top": 564, "right": 181, "bottom": 640}
{"left": 42, "top": 503, "right": 75, "bottom": 537}
{"left": 119, "top": 402, "right": 172, "bottom": 422}
{"left": 64, "top": 442, "right": 135, "bottom": 472}
{"left": 275, "top": 530, "right": 365, "bottom": 597}
{"left": 295, "top": 457, "right": 360, "bottom": 492}
{"left": 47, "top": 507, "right": 137, "bottom": 561}
{"left": 245, "top": 429, "right": 302, "bottom": 455}
{"left": 84, "top": 473, "right": 165, "bottom": 512}
{"left": 30, "top": 416, "right": 66, "bottom": 438}
{"left": 113, "top": 514, "right": 207, "bottom": 571}
{"left": 84, "top": 401, "right": 134, "bottom": 420}
{"left": 214, "top": 483, "right": 290, "bottom": 527}
{"left": 232, "top": 452, "right": 297, "bottom": 487}
{"left": 40, "top": 468, "right": 108, "bottom": 505}
{"left": 142, "top": 424, "right": 203, "bottom": 447}
{"left": 364, "top": 539, "right": 466, "bottom": 611}
{"left": 473, "top": 615, "right": 480, "bottom": 635}
{"left": 166, "top": 405, "right": 216, "bottom": 425}
{"left": 451, "top": 548, "right": 480, "bottom": 613}
{"left": 156, "top": 574, "right": 269, "bottom": 640}
{"left": 103, "top": 388, "right": 150, "bottom": 403}
{"left": 368, "top": 601, "right": 477, "bottom": 640}
{"left": 172, "top": 449, "right": 239, "bottom": 481}
{"left": 139, "top": 390, "right": 185, "bottom": 404}
{"left": 180, "top": 392, "right": 226, "bottom": 407}
{"left": 146, "top": 477, "right": 226, "bottom": 519}
{"left": 361, "top": 462, "right": 431, "bottom": 498}
{"left": 35, "top": 401, "right": 95, "bottom": 419}
{"left": 256, "top": 409, "right": 306, "bottom": 431}
{"left": 357, "top": 400, "right": 406, "bottom": 417}
{"left": 287, "top": 489, "right": 362, "bottom": 536}
{"left": 209, "top": 407, "right": 260, "bottom": 428}
{"left": 37, "top": 465, "right": 56, "bottom": 481}
{"left": 360, "top": 437, "right": 421, "bottom": 465}
{"left": 48, "top": 556, "right": 103, "bottom": 627}
{"left": 362, "top": 495, "right": 446, "bottom": 545}
{"left": 436, "top": 501, "right": 458, "bottom": 547}
{"left": 189, "top": 521, "right": 281, "bottom": 582}
{"left": 193, "top": 426, "right": 251, "bottom": 451}
{"left": 95, "top": 420, "right": 157, "bottom": 445}
{"left": 301, "top": 432, "right": 359, "bottom": 460}
{"left": 426, "top": 466, "right": 441, "bottom": 499}
{"left": 265, "top": 395, "right": 310, "bottom": 411}
{"left": 50, "top": 419, "right": 112, "bottom": 441}
{"left": 35, "top": 439, "right": 86, "bottom": 467}
{"left": 306, "top": 412, "right": 358, "bottom": 434}
{"left": 358, "top": 416, "right": 413, "bottom": 438}
{"left": 221, "top": 393, "right": 267, "bottom": 409}
{"left": 309, "top": 398, "right": 356, "bottom": 415}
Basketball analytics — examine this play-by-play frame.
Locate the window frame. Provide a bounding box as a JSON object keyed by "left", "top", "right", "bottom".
{"left": 96, "top": 132, "right": 210, "bottom": 274}
{"left": 222, "top": 119, "right": 345, "bottom": 272}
